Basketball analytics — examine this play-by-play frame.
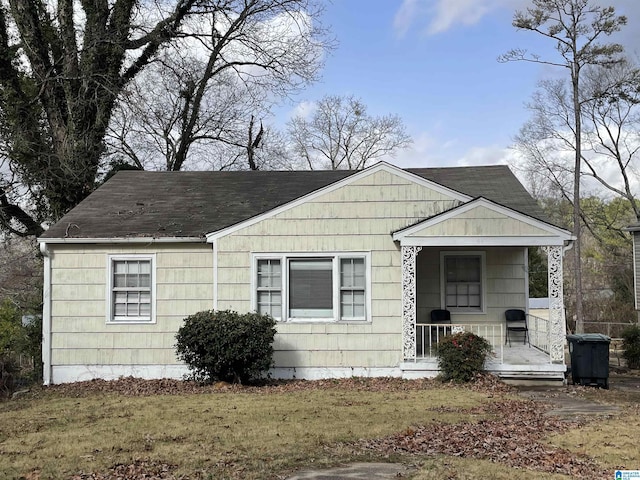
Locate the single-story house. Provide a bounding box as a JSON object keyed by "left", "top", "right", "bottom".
{"left": 38, "top": 162, "right": 574, "bottom": 384}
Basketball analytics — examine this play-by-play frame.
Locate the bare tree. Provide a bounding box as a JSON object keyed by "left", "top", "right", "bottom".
{"left": 0, "top": 0, "right": 328, "bottom": 237}
{"left": 0, "top": 236, "right": 42, "bottom": 312}
{"left": 500, "top": 0, "right": 627, "bottom": 333}
{"left": 0, "top": 0, "right": 201, "bottom": 236}
{"left": 516, "top": 60, "right": 640, "bottom": 244}
{"left": 287, "top": 94, "right": 412, "bottom": 170}
{"left": 581, "top": 60, "right": 640, "bottom": 219}
{"left": 106, "top": 3, "right": 329, "bottom": 172}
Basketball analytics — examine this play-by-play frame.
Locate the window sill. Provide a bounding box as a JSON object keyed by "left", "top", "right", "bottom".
{"left": 107, "top": 318, "right": 156, "bottom": 325}
{"left": 277, "top": 319, "right": 371, "bottom": 324}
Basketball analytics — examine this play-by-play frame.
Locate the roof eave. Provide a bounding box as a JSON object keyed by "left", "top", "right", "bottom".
{"left": 37, "top": 236, "right": 206, "bottom": 244}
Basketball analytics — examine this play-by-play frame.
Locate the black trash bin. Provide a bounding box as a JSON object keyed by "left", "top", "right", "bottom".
{"left": 566, "top": 333, "right": 611, "bottom": 389}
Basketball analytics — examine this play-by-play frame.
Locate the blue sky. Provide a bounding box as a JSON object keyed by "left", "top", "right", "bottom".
{"left": 275, "top": 0, "right": 640, "bottom": 168}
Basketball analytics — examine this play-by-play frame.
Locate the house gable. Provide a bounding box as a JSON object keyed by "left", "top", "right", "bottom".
{"left": 393, "top": 197, "right": 573, "bottom": 247}
{"left": 206, "top": 162, "right": 471, "bottom": 241}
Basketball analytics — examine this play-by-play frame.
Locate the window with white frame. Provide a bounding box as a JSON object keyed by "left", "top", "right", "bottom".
{"left": 442, "top": 253, "right": 483, "bottom": 312}
{"left": 254, "top": 254, "right": 368, "bottom": 322}
{"left": 109, "top": 256, "right": 154, "bottom": 322}
{"left": 256, "top": 259, "right": 282, "bottom": 319}
{"left": 340, "top": 258, "right": 366, "bottom": 320}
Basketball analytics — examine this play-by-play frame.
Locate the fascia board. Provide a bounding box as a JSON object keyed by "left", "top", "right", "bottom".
{"left": 399, "top": 236, "right": 569, "bottom": 247}
{"left": 37, "top": 237, "right": 205, "bottom": 244}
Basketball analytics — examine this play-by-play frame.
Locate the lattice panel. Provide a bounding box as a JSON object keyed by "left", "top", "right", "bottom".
{"left": 401, "top": 246, "right": 422, "bottom": 360}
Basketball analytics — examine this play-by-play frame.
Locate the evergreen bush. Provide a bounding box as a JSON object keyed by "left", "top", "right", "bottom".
{"left": 621, "top": 324, "right": 640, "bottom": 369}
{"left": 436, "top": 331, "right": 493, "bottom": 383}
{"left": 175, "top": 310, "right": 277, "bottom": 384}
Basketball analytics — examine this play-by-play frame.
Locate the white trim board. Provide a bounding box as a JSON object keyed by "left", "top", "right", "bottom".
{"left": 398, "top": 236, "right": 571, "bottom": 247}
{"left": 41, "top": 244, "right": 52, "bottom": 385}
{"left": 37, "top": 237, "right": 204, "bottom": 244}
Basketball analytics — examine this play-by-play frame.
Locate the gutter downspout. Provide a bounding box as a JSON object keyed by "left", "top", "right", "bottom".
{"left": 212, "top": 240, "right": 218, "bottom": 310}
{"left": 39, "top": 242, "right": 52, "bottom": 385}
{"left": 563, "top": 239, "right": 575, "bottom": 254}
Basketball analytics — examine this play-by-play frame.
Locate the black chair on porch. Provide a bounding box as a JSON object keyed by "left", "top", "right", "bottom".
{"left": 430, "top": 309, "right": 451, "bottom": 324}
{"left": 505, "top": 309, "right": 529, "bottom": 347}
{"left": 429, "top": 309, "right": 452, "bottom": 344}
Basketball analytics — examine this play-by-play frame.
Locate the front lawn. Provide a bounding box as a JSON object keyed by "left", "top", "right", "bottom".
{"left": 0, "top": 376, "right": 637, "bottom": 479}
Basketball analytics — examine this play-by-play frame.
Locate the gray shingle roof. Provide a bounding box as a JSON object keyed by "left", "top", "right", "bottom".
{"left": 40, "top": 165, "right": 548, "bottom": 240}
{"left": 407, "top": 166, "right": 547, "bottom": 220}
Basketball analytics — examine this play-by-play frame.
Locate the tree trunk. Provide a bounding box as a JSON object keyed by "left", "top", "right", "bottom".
{"left": 572, "top": 63, "right": 584, "bottom": 334}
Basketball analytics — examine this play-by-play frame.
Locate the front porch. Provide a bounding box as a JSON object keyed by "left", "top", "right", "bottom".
{"left": 401, "top": 316, "right": 566, "bottom": 382}
{"left": 393, "top": 198, "right": 573, "bottom": 383}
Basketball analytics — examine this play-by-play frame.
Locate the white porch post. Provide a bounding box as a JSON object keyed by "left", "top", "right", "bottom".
{"left": 401, "top": 245, "right": 422, "bottom": 361}
{"left": 543, "top": 246, "right": 566, "bottom": 363}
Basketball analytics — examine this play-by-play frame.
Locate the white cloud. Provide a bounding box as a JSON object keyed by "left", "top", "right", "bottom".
{"left": 393, "top": 0, "right": 525, "bottom": 37}
{"left": 456, "top": 144, "right": 514, "bottom": 167}
{"left": 389, "top": 131, "right": 499, "bottom": 168}
{"left": 389, "top": 131, "right": 443, "bottom": 167}
{"left": 393, "top": 0, "right": 422, "bottom": 38}
{"left": 288, "top": 100, "right": 317, "bottom": 121}
{"left": 394, "top": 0, "right": 639, "bottom": 38}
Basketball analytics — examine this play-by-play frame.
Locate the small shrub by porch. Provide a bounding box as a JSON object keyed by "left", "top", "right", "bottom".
{"left": 436, "top": 331, "right": 493, "bottom": 382}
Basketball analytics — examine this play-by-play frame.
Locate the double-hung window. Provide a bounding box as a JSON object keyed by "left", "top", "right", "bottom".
{"left": 254, "top": 254, "right": 368, "bottom": 322}
{"left": 256, "top": 259, "right": 282, "bottom": 319}
{"left": 339, "top": 258, "right": 366, "bottom": 320}
{"left": 108, "top": 255, "right": 155, "bottom": 323}
{"left": 442, "top": 253, "right": 484, "bottom": 312}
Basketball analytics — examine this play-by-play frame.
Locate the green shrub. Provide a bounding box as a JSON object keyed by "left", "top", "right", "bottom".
{"left": 22, "top": 316, "right": 43, "bottom": 383}
{"left": 436, "top": 331, "right": 493, "bottom": 383}
{"left": 0, "top": 354, "right": 18, "bottom": 399}
{"left": 0, "top": 299, "right": 42, "bottom": 392}
{"left": 0, "top": 299, "right": 23, "bottom": 353}
{"left": 175, "top": 310, "right": 277, "bottom": 384}
{"left": 621, "top": 324, "right": 640, "bottom": 369}
{"left": 0, "top": 300, "right": 22, "bottom": 398}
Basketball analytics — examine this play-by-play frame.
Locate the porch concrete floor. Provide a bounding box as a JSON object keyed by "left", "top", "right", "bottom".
{"left": 418, "top": 343, "right": 552, "bottom": 365}
{"left": 491, "top": 343, "right": 551, "bottom": 365}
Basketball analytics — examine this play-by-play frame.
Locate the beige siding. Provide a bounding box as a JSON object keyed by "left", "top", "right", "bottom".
{"left": 216, "top": 170, "right": 463, "bottom": 369}
{"left": 407, "top": 206, "right": 552, "bottom": 237}
{"left": 216, "top": 169, "right": 529, "bottom": 370}
{"left": 49, "top": 243, "right": 213, "bottom": 367}
{"left": 635, "top": 232, "right": 640, "bottom": 309}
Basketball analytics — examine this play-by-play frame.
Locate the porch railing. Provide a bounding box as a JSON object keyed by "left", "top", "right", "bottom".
{"left": 416, "top": 323, "right": 504, "bottom": 364}
{"left": 527, "top": 314, "right": 550, "bottom": 355}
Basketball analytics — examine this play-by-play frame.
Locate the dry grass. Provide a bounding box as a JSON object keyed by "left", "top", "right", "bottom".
{"left": 3, "top": 376, "right": 639, "bottom": 479}
{"left": 0, "top": 381, "right": 493, "bottom": 479}
{"left": 548, "top": 410, "right": 640, "bottom": 471}
{"left": 547, "top": 384, "right": 640, "bottom": 473}
{"left": 412, "top": 456, "right": 569, "bottom": 479}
